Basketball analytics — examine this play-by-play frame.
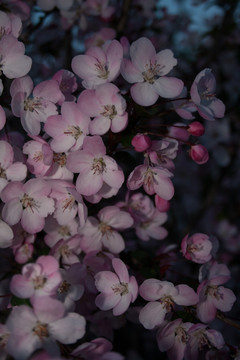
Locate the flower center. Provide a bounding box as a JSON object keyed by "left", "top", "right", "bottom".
{"left": 20, "top": 193, "right": 40, "bottom": 212}
{"left": 142, "top": 62, "right": 165, "bottom": 84}
{"left": 62, "top": 194, "right": 75, "bottom": 212}
{"left": 60, "top": 244, "right": 72, "bottom": 257}
{"left": 32, "top": 322, "right": 48, "bottom": 340}
{"left": 33, "top": 151, "right": 43, "bottom": 162}
{"left": 58, "top": 225, "right": 71, "bottom": 237}
{"left": 112, "top": 282, "right": 129, "bottom": 296}
{"left": 95, "top": 61, "right": 109, "bottom": 79}
{"left": 0, "top": 166, "right": 6, "bottom": 179}
{"left": 143, "top": 168, "right": 156, "bottom": 190}
{"left": 64, "top": 125, "right": 83, "bottom": 140}
{"left": 187, "top": 243, "right": 203, "bottom": 253}
{"left": 33, "top": 275, "right": 47, "bottom": 289}
{"left": 101, "top": 105, "right": 117, "bottom": 120}
{"left": 205, "top": 285, "right": 223, "bottom": 300}
{"left": 175, "top": 326, "right": 189, "bottom": 343}
{"left": 98, "top": 222, "right": 112, "bottom": 234}
{"left": 159, "top": 295, "right": 174, "bottom": 311}
{"left": 24, "top": 97, "right": 42, "bottom": 112}
{"left": 58, "top": 279, "right": 71, "bottom": 294}
{"left": 91, "top": 157, "right": 106, "bottom": 174}
{"left": 53, "top": 152, "right": 67, "bottom": 167}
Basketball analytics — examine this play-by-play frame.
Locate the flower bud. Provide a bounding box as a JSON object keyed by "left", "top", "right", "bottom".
{"left": 188, "top": 121, "right": 205, "bottom": 136}
{"left": 190, "top": 144, "right": 209, "bottom": 164}
{"left": 132, "top": 134, "right": 151, "bottom": 152}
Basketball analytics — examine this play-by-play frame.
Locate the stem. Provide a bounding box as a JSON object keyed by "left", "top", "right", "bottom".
{"left": 117, "top": 0, "right": 132, "bottom": 34}
{"left": 216, "top": 312, "right": 240, "bottom": 331}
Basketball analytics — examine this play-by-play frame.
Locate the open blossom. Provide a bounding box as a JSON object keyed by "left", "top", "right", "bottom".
{"left": 72, "top": 40, "right": 123, "bottom": 89}
{"left": 6, "top": 297, "right": 86, "bottom": 360}
{"left": 0, "top": 34, "right": 32, "bottom": 79}
{"left": 134, "top": 208, "right": 168, "bottom": 241}
{"left": 0, "top": 105, "right": 6, "bottom": 130}
{"left": 95, "top": 258, "right": 138, "bottom": 316}
{"left": 157, "top": 319, "right": 193, "bottom": 360}
{"left": 1, "top": 178, "right": 55, "bottom": 234}
{"left": 190, "top": 68, "right": 225, "bottom": 121}
{"left": 10, "top": 75, "right": 62, "bottom": 135}
{"left": 139, "top": 279, "right": 198, "bottom": 329}
{"left": 66, "top": 136, "right": 124, "bottom": 197}
{"left": 121, "top": 37, "right": 183, "bottom": 106}
{"left": 78, "top": 83, "right": 128, "bottom": 135}
{"left": 80, "top": 205, "right": 133, "bottom": 254}
{"left": 196, "top": 262, "right": 236, "bottom": 323}
{"left": 127, "top": 162, "right": 174, "bottom": 201}
{"left": 0, "top": 140, "right": 27, "bottom": 194}
{"left": 44, "top": 101, "right": 90, "bottom": 152}
{"left": 10, "top": 255, "right": 62, "bottom": 299}
{"left": 0, "top": 219, "right": 14, "bottom": 248}
{"left": 181, "top": 233, "right": 213, "bottom": 264}
{"left": 0, "top": 10, "right": 22, "bottom": 39}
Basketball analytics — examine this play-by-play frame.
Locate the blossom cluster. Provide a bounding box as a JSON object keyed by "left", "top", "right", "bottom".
{"left": 0, "top": 1, "right": 239, "bottom": 360}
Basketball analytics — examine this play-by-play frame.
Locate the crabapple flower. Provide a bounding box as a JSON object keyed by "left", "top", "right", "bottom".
{"left": 49, "top": 235, "right": 82, "bottom": 266}
{"left": 12, "top": 223, "right": 35, "bottom": 264}
{"left": 185, "top": 323, "right": 225, "bottom": 360}
{"left": 80, "top": 206, "right": 133, "bottom": 254}
{"left": 0, "top": 10, "right": 22, "bottom": 39}
{"left": 95, "top": 258, "right": 138, "bottom": 316}
{"left": 156, "top": 319, "right": 193, "bottom": 360}
{"left": 190, "top": 68, "right": 225, "bottom": 121}
{"left": 52, "top": 69, "right": 78, "bottom": 105}
{"left": 1, "top": 178, "right": 55, "bottom": 234}
{"left": 78, "top": 83, "right": 128, "bottom": 135}
{"left": 10, "top": 76, "right": 62, "bottom": 135}
{"left": 66, "top": 136, "right": 124, "bottom": 197}
{"left": 44, "top": 217, "right": 78, "bottom": 248}
{"left": 155, "top": 195, "right": 170, "bottom": 212}
{"left": 0, "top": 219, "right": 14, "bottom": 248}
{"left": 196, "top": 262, "right": 236, "bottom": 323}
{"left": 181, "top": 233, "right": 213, "bottom": 264}
{"left": 44, "top": 102, "right": 90, "bottom": 152}
{"left": 127, "top": 162, "right": 174, "bottom": 200}
{"left": 0, "top": 140, "right": 27, "bottom": 194}
{"left": 121, "top": 37, "right": 183, "bottom": 106}
{"left": 190, "top": 144, "right": 209, "bottom": 164}
{"left": 10, "top": 255, "right": 62, "bottom": 299}
{"left": 6, "top": 297, "right": 86, "bottom": 360}
{"left": 139, "top": 279, "right": 198, "bottom": 329}
{"left": 72, "top": 40, "right": 123, "bottom": 89}
{"left": 134, "top": 208, "right": 168, "bottom": 241}
{"left": 0, "top": 34, "right": 32, "bottom": 79}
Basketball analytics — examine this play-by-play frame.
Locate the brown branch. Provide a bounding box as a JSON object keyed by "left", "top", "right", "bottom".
{"left": 117, "top": 0, "right": 132, "bottom": 34}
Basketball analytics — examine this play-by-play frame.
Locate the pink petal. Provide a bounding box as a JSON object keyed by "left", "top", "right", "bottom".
{"left": 174, "top": 284, "right": 198, "bottom": 306}
{"left": 10, "top": 274, "right": 34, "bottom": 298}
{"left": 139, "top": 302, "right": 166, "bottom": 330}
{"left": 120, "top": 58, "right": 143, "bottom": 83}
{"left": 49, "top": 312, "right": 86, "bottom": 344}
{"left": 155, "top": 49, "right": 177, "bottom": 75}
{"left": 95, "top": 271, "right": 120, "bottom": 292}
{"left": 130, "top": 37, "right": 156, "bottom": 72}
{"left": 112, "top": 258, "right": 129, "bottom": 283}
{"left": 113, "top": 292, "right": 132, "bottom": 315}
{"left": 95, "top": 292, "right": 120, "bottom": 311}
{"left": 0, "top": 106, "right": 6, "bottom": 130}
{"left": 76, "top": 168, "right": 103, "bottom": 196}
{"left": 153, "top": 77, "right": 184, "bottom": 98}
{"left": 131, "top": 82, "right": 159, "bottom": 106}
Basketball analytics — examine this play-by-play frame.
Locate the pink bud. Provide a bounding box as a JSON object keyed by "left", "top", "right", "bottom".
{"left": 168, "top": 123, "right": 189, "bottom": 141}
{"left": 190, "top": 144, "right": 209, "bottom": 164}
{"left": 132, "top": 134, "right": 151, "bottom": 152}
{"left": 154, "top": 195, "right": 170, "bottom": 212}
{"left": 188, "top": 121, "right": 205, "bottom": 136}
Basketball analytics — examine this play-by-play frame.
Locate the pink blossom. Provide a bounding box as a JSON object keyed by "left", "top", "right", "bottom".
{"left": 196, "top": 262, "right": 236, "bottom": 323}
{"left": 6, "top": 297, "right": 86, "bottom": 359}
{"left": 135, "top": 209, "right": 168, "bottom": 241}
{"left": 10, "top": 255, "right": 62, "bottom": 299}
{"left": 52, "top": 69, "right": 78, "bottom": 105}
{"left": 121, "top": 37, "right": 184, "bottom": 106}
{"left": 127, "top": 163, "right": 174, "bottom": 200}
{"left": 50, "top": 235, "right": 82, "bottom": 266}
{"left": 139, "top": 279, "right": 198, "bottom": 329}
{"left": 95, "top": 258, "right": 138, "bottom": 316}
{"left": 78, "top": 83, "right": 128, "bottom": 135}
{"left": 1, "top": 178, "right": 55, "bottom": 234}
{"left": 0, "top": 140, "right": 27, "bottom": 194}
{"left": 131, "top": 134, "right": 152, "bottom": 152}
{"left": 0, "top": 34, "right": 32, "bottom": 79}
{"left": 189, "top": 144, "right": 209, "bottom": 164}
{"left": 10, "top": 76, "right": 62, "bottom": 135}
{"left": 185, "top": 323, "right": 225, "bottom": 360}
{"left": 12, "top": 223, "right": 36, "bottom": 263}
{"left": 187, "top": 121, "right": 205, "bottom": 136}
{"left": 147, "top": 138, "right": 178, "bottom": 170}
{"left": 72, "top": 40, "right": 123, "bottom": 89}
{"left": 44, "top": 217, "right": 78, "bottom": 248}
{"left": 0, "top": 10, "right": 22, "bottom": 38}
{"left": 156, "top": 319, "right": 193, "bottom": 360}
{"left": 190, "top": 68, "right": 225, "bottom": 121}
{"left": 66, "top": 136, "right": 124, "bottom": 197}
{"left": 181, "top": 233, "right": 213, "bottom": 264}
{"left": 45, "top": 102, "right": 90, "bottom": 152}
{"left": 80, "top": 206, "right": 133, "bottom": 254}
{"left": 172, "top": 87, "right": 197, "bottom": 120}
